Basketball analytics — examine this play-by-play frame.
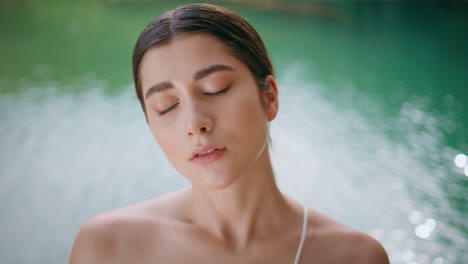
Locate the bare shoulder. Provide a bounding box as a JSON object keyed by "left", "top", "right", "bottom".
{"left": 69, "top": 212, "right": 124, "bottom": 264}
{"left": 304, "top": 209, "right": 389, "bottom": 264}
{"left": 332, "top": 227, "right": 389, "bottom": 264}
{"left": 69, "top": 188, "right": 191, "bottom": 264}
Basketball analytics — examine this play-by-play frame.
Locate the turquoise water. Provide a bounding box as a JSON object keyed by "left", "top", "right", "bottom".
{"left": 0, "top": 1, "right": 467, "bottom": 263}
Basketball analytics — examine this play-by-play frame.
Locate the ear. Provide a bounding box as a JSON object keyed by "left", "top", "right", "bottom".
{"left": 263, "top": 75, "right": 279, "bottom": 121}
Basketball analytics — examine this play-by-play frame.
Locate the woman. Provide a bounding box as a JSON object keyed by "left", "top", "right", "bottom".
{"left": 70, "top": 4, "right": 389, "bottom": 264}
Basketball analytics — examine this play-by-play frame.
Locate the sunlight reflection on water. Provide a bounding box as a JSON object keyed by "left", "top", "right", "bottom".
{"left": 453, "top": 154, "right": 466, "bottom": 168}
{"left": 453, "top": 153, "right": 468, "bottom": 178}
{"left": 270, "top": 65, "right": 466, "bottom": 264}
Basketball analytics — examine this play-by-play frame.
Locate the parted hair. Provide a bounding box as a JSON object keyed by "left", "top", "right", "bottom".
{"left": 132, "top": 3, "right": 274, "bottom": 119}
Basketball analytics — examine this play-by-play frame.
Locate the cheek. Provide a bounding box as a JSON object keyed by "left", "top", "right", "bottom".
{"left": 150, "top": 122, "right": 182, "bottom": 164}
{"left": 225, "top": 92, "right": 268, "bottom": 137}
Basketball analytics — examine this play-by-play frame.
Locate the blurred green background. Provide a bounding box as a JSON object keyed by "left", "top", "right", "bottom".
{"left": 0, "top": 0, "right": 467, "bottom": 263}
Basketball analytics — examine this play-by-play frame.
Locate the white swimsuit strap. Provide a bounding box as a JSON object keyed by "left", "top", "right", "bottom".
{"left": 293, "top": 202, "right": 308, "bottom": 264}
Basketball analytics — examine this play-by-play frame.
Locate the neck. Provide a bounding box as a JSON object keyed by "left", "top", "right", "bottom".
{"left": 188, "top": 148, "right": 299, "bottom": 249}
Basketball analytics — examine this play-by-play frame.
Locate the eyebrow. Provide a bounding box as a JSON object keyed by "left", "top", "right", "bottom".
{"left": 144, "top": 81, "right": 173, "bottom": 100}
{"left": 193, "top": 64, "right": 235, "bottom": 81}
{"left": 144, "top": 64, "right": 235, "bottom": 100}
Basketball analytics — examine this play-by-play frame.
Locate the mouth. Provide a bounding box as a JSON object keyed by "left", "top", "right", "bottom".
{"left": 190, "top": 145, "right": 227, "bottom": 164}
{"left": 195, "top": 148, "right": 217, "bottom": 157}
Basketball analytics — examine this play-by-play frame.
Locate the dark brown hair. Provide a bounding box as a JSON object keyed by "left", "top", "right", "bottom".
{"left": 132, "top": 3, "right": 274, "bottom": 119}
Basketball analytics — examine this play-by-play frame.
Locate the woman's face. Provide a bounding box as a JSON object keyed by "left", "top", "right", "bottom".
{"left": 139, "top": 33, "right": 278, "bottom": 190}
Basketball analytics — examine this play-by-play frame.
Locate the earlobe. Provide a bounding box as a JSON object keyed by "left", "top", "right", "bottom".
{"left": 267, "top": 105, "right": 277, "bottom": 121}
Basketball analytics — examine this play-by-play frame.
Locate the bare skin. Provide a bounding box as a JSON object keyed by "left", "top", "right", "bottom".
{"left": 69, "top": 188, "right": 388, "bottom": 264}
{"left": 69, "top": 33, "right": 389, "bottom": 264}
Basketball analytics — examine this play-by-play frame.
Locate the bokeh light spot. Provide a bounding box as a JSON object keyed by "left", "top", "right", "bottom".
{"left": 402, "top": 250, "right": 415, "bottom": 262}
{"left": 454, "top": 153, "right": 467, "bottom": 168}
{"left": 432, "top": 257, "right": 444, "bottom": 264}
{"left": 409, "top": 210, "right": 423, "bottom": 224}
{"left": 415, "top": 224, "right": 432, "bottom": 239}
{"left": 425, "top": 218, "right": 436, "bottom": 230}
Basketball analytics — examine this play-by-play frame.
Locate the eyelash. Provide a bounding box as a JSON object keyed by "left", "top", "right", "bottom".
{"left": 158, "top": 103, "right": 179, "bottom": 116}
{"left": 158, "top": 87, "right": 230, "bottom": 116}
{"left": 203, "top": 87, "right": 230, "bottom": 97}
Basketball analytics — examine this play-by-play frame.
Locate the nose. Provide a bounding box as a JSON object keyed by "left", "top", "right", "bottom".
{"left": 185, "top": 101, "right": 213, "bottom": 136}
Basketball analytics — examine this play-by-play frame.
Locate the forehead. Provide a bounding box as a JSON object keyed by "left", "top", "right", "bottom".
{"left": 139, "top": 33, "right": 244, "bottom": 92}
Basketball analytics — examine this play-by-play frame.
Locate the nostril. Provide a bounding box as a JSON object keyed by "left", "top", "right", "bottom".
{"left": 200, "top": 127, "right": 207, "bottom": 132}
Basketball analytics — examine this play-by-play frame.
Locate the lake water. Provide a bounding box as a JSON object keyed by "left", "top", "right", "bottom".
{"left": 0, "top": 1, "right": 467, "bottom": 263}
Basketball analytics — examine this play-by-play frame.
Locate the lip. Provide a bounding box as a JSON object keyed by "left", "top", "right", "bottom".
{"left": 190, "top": 145, "right": 227, "bottom": 164}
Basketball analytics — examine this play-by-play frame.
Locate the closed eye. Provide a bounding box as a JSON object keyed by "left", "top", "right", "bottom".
{"left": 203, "top": 87, "right": 230, "bottom": 97}
{"left": 158, "top": 103, "right": 179, "bottom": 116}
{"left": 158, "top": 87, "right": 229, "bottom": 116}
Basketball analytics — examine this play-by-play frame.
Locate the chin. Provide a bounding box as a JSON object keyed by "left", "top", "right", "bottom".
{"left": 193, "top": 170, "right": 239, "bottom": 191}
